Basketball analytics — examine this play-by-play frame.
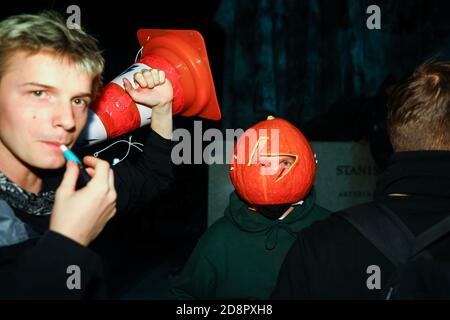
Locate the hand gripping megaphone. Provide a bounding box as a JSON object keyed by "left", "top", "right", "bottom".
{"left": 77, "top": 29, "right": 221, "bottom": 147}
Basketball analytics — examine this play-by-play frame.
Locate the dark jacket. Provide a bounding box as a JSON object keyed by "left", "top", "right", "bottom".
{"left": 0, "top": 129, "right": 173, "bottom": 299}
{"left": 171, "top": 189, "right": 330, "bottom": 299}
{"left": 272, "top": 151, "right": 450, "bottom": 299}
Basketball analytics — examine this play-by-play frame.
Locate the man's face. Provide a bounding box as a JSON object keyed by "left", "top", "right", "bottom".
{"left": 0, "top": 49, "right": 94, "bottom": 169}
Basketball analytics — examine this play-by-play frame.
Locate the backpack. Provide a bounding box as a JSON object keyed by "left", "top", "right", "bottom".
{"left": 340, "top": 203, "right": 450, "bottom": 299}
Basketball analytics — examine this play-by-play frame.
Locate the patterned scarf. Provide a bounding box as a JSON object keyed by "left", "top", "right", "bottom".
{"left": 0, "top": 171, "right": 54, "bottom": 216}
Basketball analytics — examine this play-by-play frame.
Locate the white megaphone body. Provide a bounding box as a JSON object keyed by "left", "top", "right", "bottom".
{"left": 77, "top": 29, "right": 221, "bottom": 147}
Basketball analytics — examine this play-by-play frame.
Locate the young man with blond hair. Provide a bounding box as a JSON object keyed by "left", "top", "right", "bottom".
{"left": 0, "top": 12, "right": 174, "bottom": 299}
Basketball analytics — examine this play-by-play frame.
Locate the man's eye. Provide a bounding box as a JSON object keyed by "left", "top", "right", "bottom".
{"left": 260, "top": 160, "right": 271, "bottom": 167}
{"left": 73, "top": 98, "right": 87, "bottom": 107}
{"left": 32, "top": 91, "right": 46, "bottom": 98}
{"left": 282, "top": 160, "right": 292, "bottom": 168}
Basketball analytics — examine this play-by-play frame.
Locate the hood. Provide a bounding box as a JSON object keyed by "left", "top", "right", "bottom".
{"left": 225, "top": 188, "right": 318, "bottom": 250}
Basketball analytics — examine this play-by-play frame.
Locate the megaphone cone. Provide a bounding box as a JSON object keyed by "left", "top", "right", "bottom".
{"left": 77, "top": 29, "right": 221, "bottom": 147}
{"left": 138, "top": 29, "right": 221, "bottom": 121}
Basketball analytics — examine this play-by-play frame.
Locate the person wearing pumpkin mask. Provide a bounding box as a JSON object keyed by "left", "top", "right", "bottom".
{"left": 171, "top": 116, "right": 330, "bottom": 299}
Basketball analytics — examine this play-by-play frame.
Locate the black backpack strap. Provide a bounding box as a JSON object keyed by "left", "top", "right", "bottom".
{"left": 411, "top": 214, "right": 450, "bottom": 258}
{"left": 338, "top": 203, "right": 416, "bottom": 267}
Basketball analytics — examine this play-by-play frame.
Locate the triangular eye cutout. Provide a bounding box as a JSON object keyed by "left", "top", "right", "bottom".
{"left": 251, "top": 152, "right": 299, "bottom": 183}
{"left": 246, "top": 137, "right": 299, "bottom": 182}
{"left": 273, "top": 154, "right": 299, "bottom": 182}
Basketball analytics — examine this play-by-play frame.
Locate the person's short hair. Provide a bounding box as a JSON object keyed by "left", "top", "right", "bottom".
{"left": 387, "top": 61, "right": 450, "bottom": 151}
{"left": 0, "top": 11, "right": 104, "bottom": 98}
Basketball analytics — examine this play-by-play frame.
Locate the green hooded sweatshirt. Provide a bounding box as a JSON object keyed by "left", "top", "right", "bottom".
{"left": 171, "top": 189, "right": 331, "bottom": 300}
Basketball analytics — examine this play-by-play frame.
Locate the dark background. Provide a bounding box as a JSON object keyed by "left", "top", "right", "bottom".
{"left": 2, "top": 0, "right": 450, "bottom": 298}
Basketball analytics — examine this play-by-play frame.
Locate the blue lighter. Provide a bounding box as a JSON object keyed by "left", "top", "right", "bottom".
{"left": 59, "top": 145, "right": 91, "bottom": 184}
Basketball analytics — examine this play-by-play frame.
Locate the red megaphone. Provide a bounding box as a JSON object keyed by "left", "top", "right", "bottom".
{"left": 77, "top": 29, "right": 221, "bottom": 146}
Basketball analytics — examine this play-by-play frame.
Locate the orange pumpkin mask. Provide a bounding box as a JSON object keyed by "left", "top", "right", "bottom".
{"left": 229, "top": 116, "right": 316, "bottom": 205}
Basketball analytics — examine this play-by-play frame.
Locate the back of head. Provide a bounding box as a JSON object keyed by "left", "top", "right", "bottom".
{"left": 387, "top": 61, "right": 450, "bottom": 152}
{"left": 0, "top": 11, "right": 104, "bottom": 97}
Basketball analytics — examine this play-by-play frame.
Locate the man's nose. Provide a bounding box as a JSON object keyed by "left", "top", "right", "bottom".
{"left": 53, "top": 102, "right": 75, "bottom": 131}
